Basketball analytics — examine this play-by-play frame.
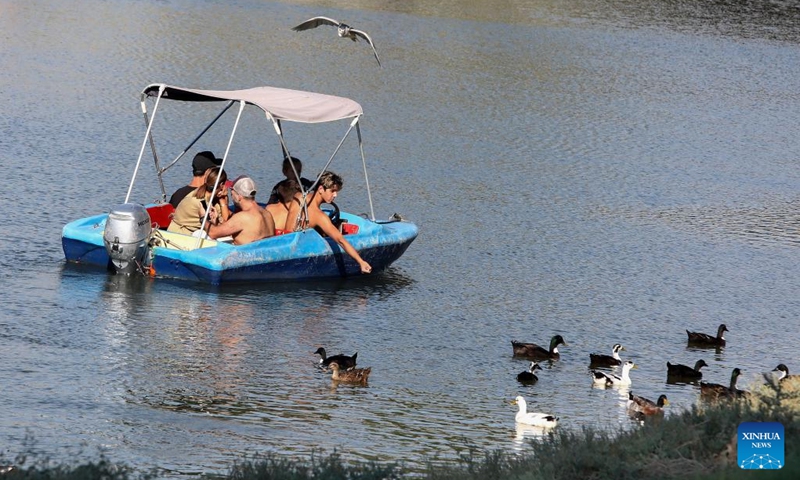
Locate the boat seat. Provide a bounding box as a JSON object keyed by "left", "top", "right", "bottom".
{"left": 341, "top": 223, "right": 359, "bottom": 235}
{"left": 150, "top": 229, "right": 219, "bottom": 250}
{"left": 147, "top": 203, "right": 175, "bottom": 229}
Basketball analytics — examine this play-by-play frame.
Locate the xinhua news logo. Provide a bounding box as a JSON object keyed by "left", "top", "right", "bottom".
{"left": 738, "top": 422, "right": 784, "bottom": 470}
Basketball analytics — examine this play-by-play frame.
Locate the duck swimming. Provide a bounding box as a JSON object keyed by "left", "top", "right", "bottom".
{"left": 512, "top": 396, "right": 558, "bottom": 428}
{"left": 328, "top": 361, "right": 371, "bottom": 385}
{"left": 511, "top": 335, "right": 567, "bottom": 361}
{"left": 517, "top": 362, "right": 541, "bottom": 384}
{"left": 314, "top": 347, "right": 357, "bottom": 370}
{"left": 686, "top": 324, "right": 728, "bottom": 347}
{"left": 627, "top": 392, "right": 669, "bottom": 416}
{"left": 666, "top": 359, "right": 708, "bottom": 380}
{"left": 589, "top": 344, "right": 625, "bottom": 367}
{"left": 591, "top": 361, "right": 636, "bottom": 387}
{"left": 700, "top": 368, "right": 747, "bottom": 400}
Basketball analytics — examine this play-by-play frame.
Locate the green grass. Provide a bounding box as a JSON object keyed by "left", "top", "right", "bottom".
{"left": 3, "top": 381, "right": 800, "bottom": 479}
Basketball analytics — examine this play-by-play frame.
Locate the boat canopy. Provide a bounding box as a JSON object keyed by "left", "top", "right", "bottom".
{"left": 142, "top": 84, "right": 363, "bottom": 124}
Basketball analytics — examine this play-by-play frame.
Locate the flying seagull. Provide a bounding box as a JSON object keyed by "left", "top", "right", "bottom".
{"left": 292, "top": 16, "right": 382, "bottom": 67}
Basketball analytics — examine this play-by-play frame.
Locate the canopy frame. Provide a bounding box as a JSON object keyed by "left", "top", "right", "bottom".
{"left": 124, "top": 83, "right": 377, "bottom": 235}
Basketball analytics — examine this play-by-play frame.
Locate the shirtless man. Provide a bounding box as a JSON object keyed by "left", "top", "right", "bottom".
{"left": 285, "top": 171, "right": 372, "bottom": 274}
{"left": 207, "top": 175, "right": 274, "bottom": 245}
{"left": 266, "top": 179, "right": 301, "bottom": 233}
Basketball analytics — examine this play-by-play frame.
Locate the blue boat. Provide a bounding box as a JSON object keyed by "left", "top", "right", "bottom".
{"left": 62, "top": 84, "right": 418, "bottom": 284}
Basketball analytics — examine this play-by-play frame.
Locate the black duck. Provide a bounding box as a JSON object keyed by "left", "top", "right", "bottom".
{"left": 667, "top": 359, "right": 708, "bottom": 380}
{"left": 686, "top": 324, "right": 728, "bottom": 347}
{"left": 589, "top": 343, "right": 625, "bottom": 367}
{"left": 511, "top": 335, "right": 567, "bottom": 361}
{"left": 517, "top": 362, "right": 541, "bottom": 383}
{"left": 314, "top": 347, "right": 357, "bottom": 370}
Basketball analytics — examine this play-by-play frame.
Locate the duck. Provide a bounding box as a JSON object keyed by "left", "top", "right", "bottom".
{"left": 666, "top": 359, "right": 708, "bottom": 380}
{"left": 512, "top": 396, "right": 559, "bottom": 428}
{"left": 591, "top": 360, "right": 636, "bottom": 387}
{"left": 511, "top": 335, "right": 567, "bottom": 361}
{"left": 771, "top": 364, "right": 800, "bottom": 383}
{"left": 589, "top": 344, "right": 625, "bottom": 367}
{"left": 686, "top": 323, "right": 728, "bottom": 347}
{"left": 700, "top": 368, "right": 747, "bottom": 399}
{"left": 314, "top": 347, "right": 357, "bottom": 370}
{"left": 328, "top": 361, "right": 371, "bottom": 385}
{"left": 627, "top": 392, "right": 669, "bottom": 416}
{"left": 517, "top": 362, "right": 541, "bottom": 384}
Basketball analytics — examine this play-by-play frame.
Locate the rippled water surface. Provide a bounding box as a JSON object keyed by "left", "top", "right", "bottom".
{"left": 2, "top": 0, "right": 800, "bottom": 476}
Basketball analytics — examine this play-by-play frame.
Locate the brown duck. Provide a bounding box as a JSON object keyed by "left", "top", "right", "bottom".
{"left": 329, "top": 361, "right": 371, "bottom": 385}
{"left": 627, "top": 392, "right": 669, "bottom": 416}
{"left": 700, "top": 368, "right": 747, "bottom": 400}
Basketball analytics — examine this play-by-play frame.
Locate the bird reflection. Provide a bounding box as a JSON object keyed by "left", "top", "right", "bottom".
{"left": 513, "top": 423, "right": 552, "bottom": 451}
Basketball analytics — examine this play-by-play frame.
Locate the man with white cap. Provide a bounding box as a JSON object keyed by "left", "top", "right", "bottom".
{"left": 207, "top": 175, "right": 275, "bottom": 245}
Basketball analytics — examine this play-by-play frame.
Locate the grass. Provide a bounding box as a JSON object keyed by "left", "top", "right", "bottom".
{"left": 2, "top": 380, "right": 799, "bottom": 479}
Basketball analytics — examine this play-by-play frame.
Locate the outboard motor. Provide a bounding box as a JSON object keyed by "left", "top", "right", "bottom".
{"left": 103, "top": 203, "right": 152, "bottom": 275}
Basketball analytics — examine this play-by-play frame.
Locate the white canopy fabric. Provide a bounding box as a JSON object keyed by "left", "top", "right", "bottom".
{"left": 142, "top": 84, "right": 363, "bottom": 124}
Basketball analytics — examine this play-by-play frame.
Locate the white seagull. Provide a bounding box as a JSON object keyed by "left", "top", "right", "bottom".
{"left": 292, "top": 16, "right": 382, "bottom": 67}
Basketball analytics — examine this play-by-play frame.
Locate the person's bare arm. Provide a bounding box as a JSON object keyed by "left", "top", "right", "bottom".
{"left": 208, "top": 214, "right": 243, "bottom": 239}
{"left": 313, "top": 210, "right": 371, "bottom": 274}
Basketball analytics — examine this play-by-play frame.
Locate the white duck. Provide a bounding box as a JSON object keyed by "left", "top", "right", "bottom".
{"left": 591, "top": 360, "right": 636, "bottom": 387}
{"left": 512, "top": 396, "right": 559, "bottom": 428}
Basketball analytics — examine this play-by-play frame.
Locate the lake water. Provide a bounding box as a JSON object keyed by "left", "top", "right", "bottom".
{"left": 1, "top": 0, "right": 799, "bottom": 476}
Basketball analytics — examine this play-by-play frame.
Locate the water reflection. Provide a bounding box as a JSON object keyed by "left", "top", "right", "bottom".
{"left": 512, "top": 423, "right": 554, "bottom": 452}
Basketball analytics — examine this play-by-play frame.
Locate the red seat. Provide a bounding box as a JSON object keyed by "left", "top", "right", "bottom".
{"left": 147, "top": 203, "right": 175, "bottom": 229}
{"left": 341, "top": 223, "right": 359, "bottom": 235}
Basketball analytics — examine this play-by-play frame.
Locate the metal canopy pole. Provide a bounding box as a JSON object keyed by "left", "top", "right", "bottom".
{"left": 195, "top": 100, "right": 246, "bottom": 249}
{"left": 126, "top": 84, "right": 166, "bottom": 203}
{"left": 355, "top": 119, "right": 375, "bottom": 221}
{"left": 159, "top": 101, "right": 235, "bottom": 175}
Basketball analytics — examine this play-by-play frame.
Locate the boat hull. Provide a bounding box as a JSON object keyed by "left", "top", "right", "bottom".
{"left": 61, "top": 207, "right": 418, "bottom": 285}
{"left": 62, "top": 208, "right": 418, "bottom": 285}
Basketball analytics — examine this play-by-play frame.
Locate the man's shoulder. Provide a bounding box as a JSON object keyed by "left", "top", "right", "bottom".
{"left": 169, "top": 185, "right": 195, "bottom": 207}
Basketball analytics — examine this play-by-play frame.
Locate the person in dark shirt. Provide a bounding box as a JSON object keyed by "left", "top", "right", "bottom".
{"left": 267, "top": 156, "right": 314, "bottom": 204}
{"left": 168, "top": 151, "right": 222, "bottom": 208}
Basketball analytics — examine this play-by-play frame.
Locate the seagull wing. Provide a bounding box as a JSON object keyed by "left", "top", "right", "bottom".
{"left": 350, "top": 28, "right": 382, "bottom": 67}
{"left": 292, "top": 16, "right": 340, "bottom": 31}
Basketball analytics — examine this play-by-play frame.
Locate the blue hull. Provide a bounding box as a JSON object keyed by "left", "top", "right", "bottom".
{"left": 62, "top": 210, "right": 418, "bottom": 285}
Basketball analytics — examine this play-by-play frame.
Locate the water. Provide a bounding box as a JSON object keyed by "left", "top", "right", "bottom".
{"left": 1, "top": 0, "right": 800, "bottom": 476}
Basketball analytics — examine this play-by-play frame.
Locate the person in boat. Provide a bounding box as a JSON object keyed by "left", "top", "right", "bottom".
{"left": 266, "top": 179, "right": 302, "bottom": 234}
{"left": 167, "top": 167, "right": 230, "bottom": 234}
{"left": 206, "top": 175, "right": 275, "bottom": 245}
{"left": 168, "top": 151, "right": 222, "bottom": 208}
{"left": 267, "top": 156, "right": 314, "bottom": 204}
{"left": 285, "top": 171, "right": 372, "bottom": 274}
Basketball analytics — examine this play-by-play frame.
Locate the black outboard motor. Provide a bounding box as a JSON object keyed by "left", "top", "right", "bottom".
{"left": 103, "top": 203, "right": 152, "bottom": 274}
